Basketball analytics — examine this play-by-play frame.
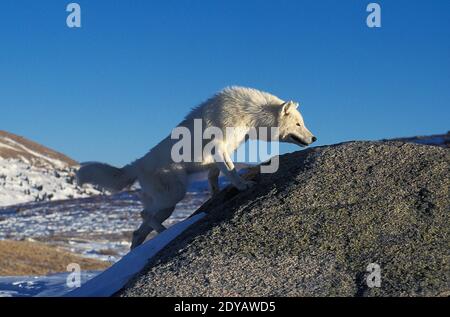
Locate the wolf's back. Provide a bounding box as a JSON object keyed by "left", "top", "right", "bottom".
{"left": 76, "top": 162, "right": 137, "bottom": 192}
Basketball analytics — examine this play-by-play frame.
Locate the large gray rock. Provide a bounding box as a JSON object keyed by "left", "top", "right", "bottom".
{"left": 119, "top": 141, "right": 449, "bottom": 297}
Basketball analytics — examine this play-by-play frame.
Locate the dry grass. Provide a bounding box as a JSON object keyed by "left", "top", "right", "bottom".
{"left": 0, "top": 240, "right": 110, "bottom": 276}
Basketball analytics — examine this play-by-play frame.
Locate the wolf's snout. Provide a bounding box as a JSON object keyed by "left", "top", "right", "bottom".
{"left": 312, "top": 136, "right": 317, "bottom": 143}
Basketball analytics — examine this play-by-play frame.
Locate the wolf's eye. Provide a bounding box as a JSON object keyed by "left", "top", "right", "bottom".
{"left": 296, "top": 123, "right": 301, "bottom": 127}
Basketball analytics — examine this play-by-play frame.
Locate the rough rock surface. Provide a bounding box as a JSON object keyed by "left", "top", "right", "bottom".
{"left": 119, "top": 141, "right": 449, "bottom": 297}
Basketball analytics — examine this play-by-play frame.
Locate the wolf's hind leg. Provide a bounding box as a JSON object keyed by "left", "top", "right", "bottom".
{"left": 131, "top": 169, "right": 187, "bottom": 249}
{"left": 130, "top": 206, "right": 175, "bottom": 249}
{"left": 131, "top": 219, "right": 153, "bottom": 249}
{"left": 146, "top": 214, "right": 167, "bottom": 233}
{"left": 154, "top": 206, "right": 176, "bottom": 224}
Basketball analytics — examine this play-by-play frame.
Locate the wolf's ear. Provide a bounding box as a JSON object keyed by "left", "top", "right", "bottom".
{"left": 281, "top": 101, "right": 299, "bottom": 116}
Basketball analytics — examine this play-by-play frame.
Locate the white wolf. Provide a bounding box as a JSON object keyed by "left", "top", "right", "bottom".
{"left": 77, "top": 86, "right": 316, "bottom": 248}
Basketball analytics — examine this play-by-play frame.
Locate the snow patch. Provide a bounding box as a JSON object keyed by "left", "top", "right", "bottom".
{"left": 0, "top": 271, "right": 101, "bottom": 297}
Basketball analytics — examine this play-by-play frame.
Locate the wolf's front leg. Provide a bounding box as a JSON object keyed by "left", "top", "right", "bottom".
{"left": 214, "top": 150, "right": 255, "bottom": 191}
{"left": 208, "top": 167, "right": 220, "bottom": 196}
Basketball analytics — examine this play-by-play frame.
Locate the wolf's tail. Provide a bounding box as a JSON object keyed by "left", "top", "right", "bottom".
{"left": 76, "top": 162, "right": 137, "bottom": 192}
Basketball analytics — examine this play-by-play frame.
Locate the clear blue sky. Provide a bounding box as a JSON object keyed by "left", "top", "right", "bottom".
{"left": 1, "top": 0, "right": 449, "bottom": 165}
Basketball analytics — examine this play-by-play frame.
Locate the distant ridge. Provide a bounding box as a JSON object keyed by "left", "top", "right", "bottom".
{"left": 385, "top": 131, "right": 449, "bottom": 148}
{"left": 0, "top": 130, "right": 78, "bottom": 169}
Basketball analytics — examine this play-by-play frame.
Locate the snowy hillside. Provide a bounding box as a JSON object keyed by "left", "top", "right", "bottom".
{"left": 0, "top": 131, "right": 102, "bottom": 207}
{"left": 0, "top": 189, "right": 207, "bottom": 262}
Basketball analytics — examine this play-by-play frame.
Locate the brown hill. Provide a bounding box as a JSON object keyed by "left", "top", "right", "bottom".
{"left": 0, "top": 130, "right": 78, "bottom": 168}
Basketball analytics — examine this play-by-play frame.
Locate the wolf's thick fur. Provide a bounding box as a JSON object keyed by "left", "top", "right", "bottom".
{"left": 77, "top": 86, "right": 316, "bottom": 248}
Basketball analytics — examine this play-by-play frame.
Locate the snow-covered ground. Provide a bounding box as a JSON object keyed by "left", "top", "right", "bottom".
{"left": 0, "top": 158, "right": 103, "bottom": 207}
{"left": 0, "top": 186, "right": 209, "bottom": 261}
{"left": 0, "top": 186, "right": 210, "bottom": 297}
{"left": 0, "top": 271, "right": 100, "bottom": 297}
{"left": 0, "top": 213, "right": 207, "bottom": 297}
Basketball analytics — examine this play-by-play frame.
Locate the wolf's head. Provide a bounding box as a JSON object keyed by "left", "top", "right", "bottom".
{"left": 277, "top": 101, "right": 316, "bottom": 147}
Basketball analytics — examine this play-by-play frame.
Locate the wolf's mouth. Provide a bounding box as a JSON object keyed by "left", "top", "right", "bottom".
{"left": 289, "top": 134, "right": 309, "bottom": 147}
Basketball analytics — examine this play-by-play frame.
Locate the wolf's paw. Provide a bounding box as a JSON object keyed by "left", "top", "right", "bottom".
{"left": 209, "top": 184, "right": 220, "bottom": 197}
{"left": 130, "top": 231, "right": 145, "bottom": 250}
{"left": 210, "top": 188, "right": 220, "bottom": 197}
{"left": 236, "top": 180, "right": 256, "bottom": 191}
